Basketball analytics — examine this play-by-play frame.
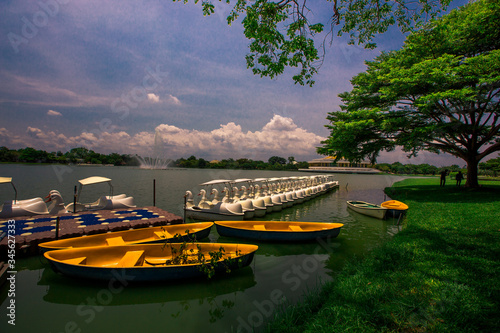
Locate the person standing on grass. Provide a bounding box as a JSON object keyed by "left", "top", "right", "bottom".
{"left": 440, "top": 169, "right": 448, "bottom": 187}
{"left": 456, "top": 171, "right": 464, "bottom": 186}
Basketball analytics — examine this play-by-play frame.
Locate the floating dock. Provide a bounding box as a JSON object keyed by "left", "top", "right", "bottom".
{"left": 0, "top": 207, "right": 183, "bottom": 260}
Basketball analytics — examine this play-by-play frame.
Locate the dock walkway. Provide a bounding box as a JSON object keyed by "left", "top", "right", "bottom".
{"left": 0, "top": 206, "right": 183, "bottom": 259}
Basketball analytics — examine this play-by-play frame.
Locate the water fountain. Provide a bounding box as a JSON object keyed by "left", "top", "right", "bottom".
{"left": 135, "top": 130, "right": 174, "bottom": 169}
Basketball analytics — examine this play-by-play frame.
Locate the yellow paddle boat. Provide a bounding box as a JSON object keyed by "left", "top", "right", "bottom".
{"left": 44, "top": 242, "right": 258, "bottom": 282}
{"left": 215, "top": 221, "right": 343, "bottom": 242}
{"left": 38, "top": 222, "right": 213, "bottom": 252}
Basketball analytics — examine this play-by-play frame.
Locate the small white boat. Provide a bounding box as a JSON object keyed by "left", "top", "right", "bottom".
{"left": 65, "top": 176, "right": 135, "bottom": 213}
{"left": 0, "top": 177, "right": 49, "bottom": 218}
{"left": 346, "top": 200, "right": 387, "bottom": 219}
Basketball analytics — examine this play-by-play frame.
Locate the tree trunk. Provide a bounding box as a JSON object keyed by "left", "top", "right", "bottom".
{"left": 465, "top": 155, "right": 480, "bottom": 188}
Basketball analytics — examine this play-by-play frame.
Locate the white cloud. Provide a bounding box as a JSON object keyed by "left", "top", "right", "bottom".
{"left": 263, "top": 114, "right": 298, "bottom": 131}
{"left": 167, "top": 94, "right": 181, "bottom": 105}
{"left": 15, "top": 116, "right": 324, "bottom": 161}
{"left": 153, "top": 115, "right": 324, "bottom": 160}
{"left": 7, "top": 116, "right": 467, "bottom": 166}
{"left": 47, "top": 110, "right": 63, "bottom": 116}
{"left": 147, "top": 93, "right": 160, "bottom": 103}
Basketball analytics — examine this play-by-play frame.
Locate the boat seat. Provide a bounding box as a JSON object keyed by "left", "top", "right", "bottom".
{"left": 289, "top": 225, "right": 303, "bottom": 231}
{"left": 63, "top": 257, "right": 87, "bottom": 265}
{"left": 106, "top": 236, "right": 125, "bottom": 246}
{"left": 154, "top": 230, "right": 173, "bottom": 239}
{"left": 117, "top": 250, "right": 145, "bottom": 267}
{"left": 253, "top": 225, "right": 266, "bottom": 231}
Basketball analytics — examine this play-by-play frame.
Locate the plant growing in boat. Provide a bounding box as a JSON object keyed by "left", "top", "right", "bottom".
{"left": 146, "top": 228, "right": 243, "bottom": 279}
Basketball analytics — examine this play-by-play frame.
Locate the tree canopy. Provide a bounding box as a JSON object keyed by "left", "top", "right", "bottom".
{"left": 317, "top": 0, "right": 500, "bottom": 187}
{"left": 175, "top": 0, "right": 451, "bottom": 86}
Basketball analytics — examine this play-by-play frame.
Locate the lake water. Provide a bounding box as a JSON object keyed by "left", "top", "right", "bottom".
{"left": 0, "top": 164, "right": 405, "bottom": 333}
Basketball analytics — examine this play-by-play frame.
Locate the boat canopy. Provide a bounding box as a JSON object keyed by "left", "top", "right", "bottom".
{"left": 0, "top": 177, "right": 13, "bottom": 184}
{"left": 78, "top": 176, "right": 112, "bottom": 186}
{"left": 233, "top": 178, "right": 253, "bottom": 183}
{"left": 76, "top": 176, "right": 113, "bottom": 199}
{"left": 199, "top": 179, "right": 232, "bottom": 186}
{"left": 253, "top": 178, "right": 269, "bottom": 182}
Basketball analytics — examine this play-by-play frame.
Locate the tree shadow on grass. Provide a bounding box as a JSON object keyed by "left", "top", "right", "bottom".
{"left": 385, "top": 184, "right": 500, "bottom": 204}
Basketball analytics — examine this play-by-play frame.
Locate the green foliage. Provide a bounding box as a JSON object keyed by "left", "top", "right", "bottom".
{"left": 156, "top": 230, "right": 242, "bottom": 279}
{"left": 376, "top": 162, "right": 439, "bottom": 175}
{"left": 173, "top": 155, "right": 307, "bottom": 170}
{"left": 479, "top": 155, "right": 500, "bottom": 176}
{"left": 268, "top": 155, "right": 287, "bottom": 165}
{"left": 318, "top": 0, "right": 500, "bottom": 187}
{"left": 0, "top": 146, "right": 140, "bottom": 166}
{"left": 174, "top": 0, "right": 451, "bottom": 86}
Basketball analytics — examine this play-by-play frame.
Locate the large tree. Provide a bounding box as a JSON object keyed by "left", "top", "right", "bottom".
{"left": 317, "top": 0, "right": 500, "bottom": 187}
{"left": 175, "top": 0, "right": 451, "bottom": 86}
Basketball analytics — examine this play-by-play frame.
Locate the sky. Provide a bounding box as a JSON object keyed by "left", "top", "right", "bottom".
{"left": 0, "top": 0, "right": 467, "bottom": 166}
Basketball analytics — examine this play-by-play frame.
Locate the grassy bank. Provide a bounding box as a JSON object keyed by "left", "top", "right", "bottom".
{"left": 266, "top": 178, "right": 500, "bottom": 332}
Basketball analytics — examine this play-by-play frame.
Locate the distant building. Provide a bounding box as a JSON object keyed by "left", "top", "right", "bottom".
{"left": 308, "top": 156, "right": 373, "bottom": 168}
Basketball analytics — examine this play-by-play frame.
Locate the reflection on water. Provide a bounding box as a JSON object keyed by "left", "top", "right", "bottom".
{"left": 0, "top": 165, "right": 405, "bottom": 333}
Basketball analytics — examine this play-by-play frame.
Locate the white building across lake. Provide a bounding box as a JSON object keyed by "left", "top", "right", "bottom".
{"left": 302, "top": 156, "right": 381, "bottom": 174}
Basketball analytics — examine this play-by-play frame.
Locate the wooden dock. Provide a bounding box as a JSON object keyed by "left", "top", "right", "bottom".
{"left": 0, "top": 207, "right": 183, "bottom": 260}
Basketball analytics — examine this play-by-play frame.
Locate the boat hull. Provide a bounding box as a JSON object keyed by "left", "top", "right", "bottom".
{"left": 44, "top": 243, "right": 257, "bottom": 282}
{"left": 38, "top": 222, "right": 213, "bottom": 252}
{"left": 381, "top": 200, "right": 408, "bottom": 218}
{"left": 0, "top": 198, "right": 49, "bottom": 218}
{"left": 346, "top": 201, "right": 387, "bottom": 219}
{"left": 185, "top": 208, "right": 244, "bottom": 221}
{"left": 215, "top": 221, "right": 343, "bottom": 242}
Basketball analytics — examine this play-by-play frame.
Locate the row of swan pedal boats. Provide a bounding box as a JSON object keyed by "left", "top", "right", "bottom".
{"left": 41, "top": 219, "right": 344, "bottom": 282}
{"left": 184, "top": 175, "right": 339, "bottom": 221}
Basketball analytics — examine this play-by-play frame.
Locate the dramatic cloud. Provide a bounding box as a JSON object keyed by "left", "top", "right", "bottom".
{"left": 152, "top": 115, "right": 324, "bottom": 160}
{"left": 47, "top": 110, "right": 62, "bottom": 116}
{"left": 11, "top": 115, "right": 325, "bottom": 161}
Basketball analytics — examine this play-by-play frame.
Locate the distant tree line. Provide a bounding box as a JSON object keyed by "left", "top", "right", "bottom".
{"left": 479, "top": 156, "right": 500, "bottom": 177}
{"left": 2, "top": 146, "right": 498, "bottom": 176}
{"left": 173, "top": 155, "right": 309, "bottom": 171}
{"left": 376, "top": 156, "right": 500, "bottom": 177}
{"left": 0, "top": 146, "right": 140, "bottom": 166}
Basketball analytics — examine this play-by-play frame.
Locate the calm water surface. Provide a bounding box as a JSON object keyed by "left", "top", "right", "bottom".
{"left": 0, "top": 165, "right": 405, "bottom": 333}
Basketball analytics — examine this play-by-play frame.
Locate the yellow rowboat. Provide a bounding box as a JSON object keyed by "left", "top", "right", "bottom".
{"left": 381, "top": 200, "right": 408, "bottom": 210}
{"left": 44, "top": 243, "right": 258, "bottom": 282}
{"left": 346, "top": 201, "right": 387, "bottom": 219}
{"left": 381, "top": 200, "right": 408, "bottom": 218}
{"left": 215, "top": 221, "right": 343, "bottom": 242}
{"left": 38, "top": 222, "right": 213, "bottom": 252}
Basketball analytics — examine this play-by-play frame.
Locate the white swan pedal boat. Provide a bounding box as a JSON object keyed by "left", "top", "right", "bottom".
{"left": 65, "top": 176, "right": 136, "bottom": 213}
{"left": 0, "top": 177, "right": 49, "bottom": 218}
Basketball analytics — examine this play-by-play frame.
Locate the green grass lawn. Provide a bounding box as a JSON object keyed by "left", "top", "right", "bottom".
{"left": 266, "top": 178, "right": 500, "bottom": 332}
